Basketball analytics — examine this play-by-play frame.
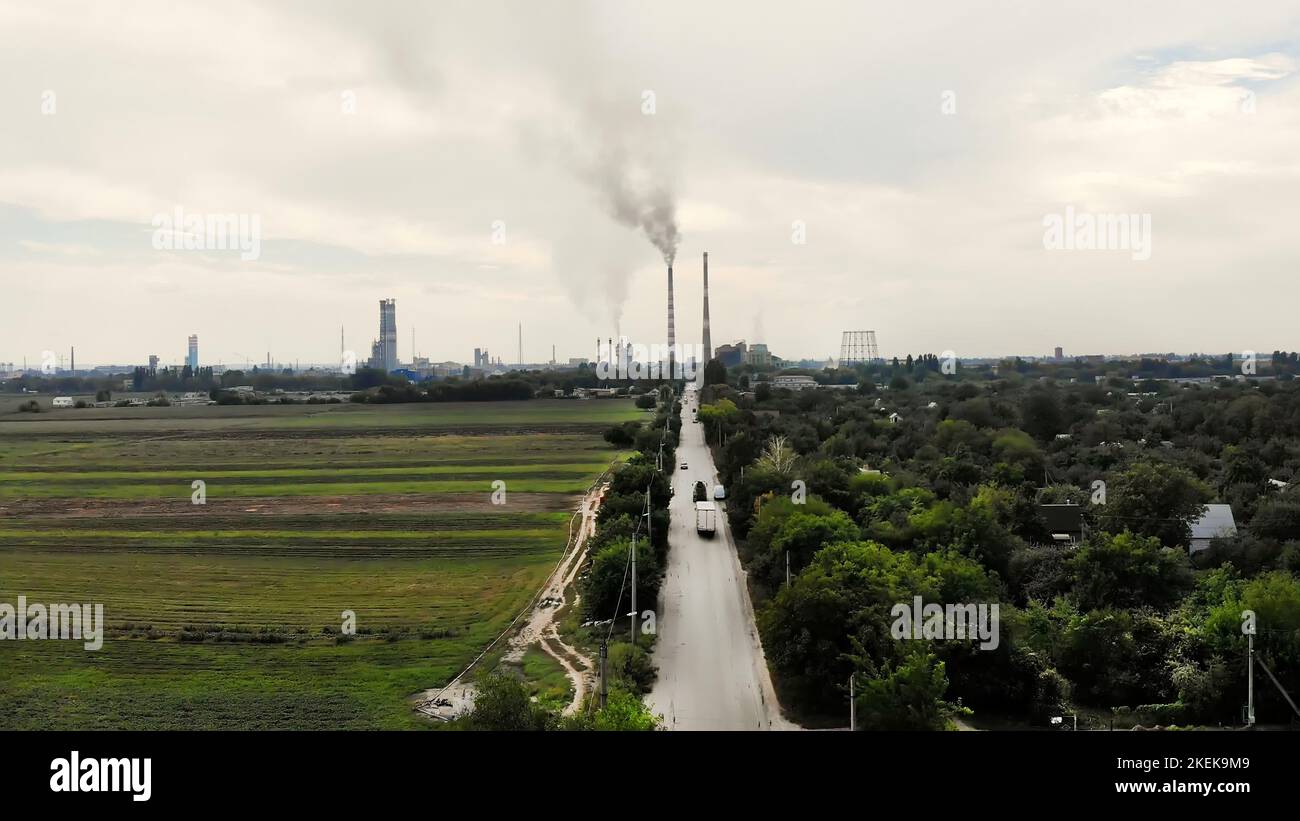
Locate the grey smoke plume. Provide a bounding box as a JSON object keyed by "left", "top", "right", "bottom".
{"left": 600, "top": 171, "right": 680, "bottom": 266}
{"left": 579, "top": 119, "right": 681, "bottom": 267}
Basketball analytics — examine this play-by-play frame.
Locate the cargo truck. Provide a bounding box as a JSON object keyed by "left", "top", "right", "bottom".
{"left": 694, "top": 501, "right": 717, "bottom": 537}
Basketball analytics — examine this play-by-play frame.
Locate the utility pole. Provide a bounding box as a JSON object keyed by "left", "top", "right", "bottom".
{"left": 629, "top": 532, "right": 637, "bottom": 646}
{"left": 1247, "top": 630, "right": 1255, "bottom": 727}
{"left": 786, "top": 551, "right": 791, "bottom": 588}
{"left": 849, "top": 674, "right": 856, "bottom": 731}
{"left": 645, "top": 481, "right": 653, "bottom": 547}
{"left": 599, "top": 641, "right": 608, "bottom": 709}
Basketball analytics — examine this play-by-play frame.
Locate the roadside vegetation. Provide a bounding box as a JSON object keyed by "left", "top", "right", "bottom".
{"left": 701, "top": 353, "right": 1300, "bottom": 729}
{"left": 450, "top": 385, "right": 680, "bottom": 731}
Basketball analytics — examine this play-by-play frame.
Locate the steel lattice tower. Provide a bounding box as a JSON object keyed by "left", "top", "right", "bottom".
{"left": 839, "top": 330, "right": 880, "bottom": 366}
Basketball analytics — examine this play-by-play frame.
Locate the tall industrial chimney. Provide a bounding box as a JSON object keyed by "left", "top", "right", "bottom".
{"left": 666, "top": 264, "right": 676, "bottom": 379}
{"left": 701, "top": 252, "right": 712, "bottom": 364}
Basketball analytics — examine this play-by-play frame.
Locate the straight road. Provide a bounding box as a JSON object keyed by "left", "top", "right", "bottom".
{"left": 646, "top": 386, "right": 793, "bottom": 730}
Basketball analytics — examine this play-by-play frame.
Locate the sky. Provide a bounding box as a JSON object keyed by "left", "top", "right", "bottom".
{"left": 2, "top": 0, "right": 1299, "bottom": 369}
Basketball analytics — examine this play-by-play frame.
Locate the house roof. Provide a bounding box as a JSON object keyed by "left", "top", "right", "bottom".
{"left": 1040, "top": 503, "right": 1083, "bottom": 535}
{"left": 1190, "top": 504, "right": 1237, "bottom": 541}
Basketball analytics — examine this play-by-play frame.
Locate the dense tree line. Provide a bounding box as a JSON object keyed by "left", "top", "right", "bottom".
{"left": 700, "top": 359, "right": 1300, "bottom": 728}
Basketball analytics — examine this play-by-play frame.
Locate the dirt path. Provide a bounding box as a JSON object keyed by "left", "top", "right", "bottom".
{"left": 415, "top": 480, "right": 604, "bottom": 720}
{"left": 500, "top": 485, "right": 601, "bottom": 714}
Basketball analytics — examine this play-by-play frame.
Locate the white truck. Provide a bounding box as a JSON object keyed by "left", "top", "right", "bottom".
{"left": 695, "top": 500, "right": 717, "bottom": 537}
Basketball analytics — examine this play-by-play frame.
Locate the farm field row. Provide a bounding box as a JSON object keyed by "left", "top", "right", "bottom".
{"left": 0, "top": 398, "right": 642, "bottom": 729}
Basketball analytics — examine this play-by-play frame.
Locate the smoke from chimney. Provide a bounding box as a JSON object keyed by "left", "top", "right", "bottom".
{"left": 583, "top": 145, "right": 680, "bottom": 267}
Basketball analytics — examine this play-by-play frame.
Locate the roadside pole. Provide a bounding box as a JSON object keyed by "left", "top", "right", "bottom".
{"left": 599, "top": 642, "right": 608, "bottom": 710}
{"left": 849, "top": 674, "right": 856, "bottom": 731}
{"left": 630, "top": 533, "right": 637, "bottom": 645}
{"left": 1247, "top": 631, "right": 1255, "bottom": 727}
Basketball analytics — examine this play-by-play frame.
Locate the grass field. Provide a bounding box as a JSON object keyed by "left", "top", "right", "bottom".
{"left": 0, "top": 399, "right": 640, "bottom": 729}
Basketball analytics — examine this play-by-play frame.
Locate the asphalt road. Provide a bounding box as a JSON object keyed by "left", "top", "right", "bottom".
{"left": 646, "top": 387, "right": 793, "bottom": 730}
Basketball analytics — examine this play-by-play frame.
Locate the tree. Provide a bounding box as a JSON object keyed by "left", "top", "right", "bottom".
{"left": 603, "top": 421, "right": 640, "bottom": 447}
{"left": 1020, "top": 388, "right": 1064, "bottom": 442}
{"left": 766, "top": 505, "right": 860, "bottom": 585}
{"left": 853, "top": 650, "right": 950, "bottom": 730}
{"left": 463, "top": 673, "right": 554, "bottom": 730}
{"left": 581, "top": 539, "right": 659, "bottom": 621}
{"left": 1068, "top": 530, "right": 1192, "bottom": 611}
{"left": 1103, "top": 462, "right": 1212, "bottom": 548}
{"left": 758, "top": 540, "right": 1000, "bottom": 714}
{"left": 1249, "top": 497, "right": 1300, "bottom": 542}
{"left": 561, "top": 689, "right": 661, "bottom": 731}
{"left": 696, "top": 398, "right": 740, "bottom": 441}
{"left": 703, "top": 359, "right": 727, "bottom": 386}
{"left": 755, "top": 435, "right": 797, "bottom": 477}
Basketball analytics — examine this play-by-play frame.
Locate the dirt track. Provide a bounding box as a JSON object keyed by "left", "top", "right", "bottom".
{"left": 415, "top": 481, "right": 605, "bottom": 720}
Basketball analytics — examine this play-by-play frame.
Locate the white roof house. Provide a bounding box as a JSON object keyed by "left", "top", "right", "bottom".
{"left": 1189, "top": 504, "right": 1237, "bottom": 554}
{"left": 772, "top": 374, "right": 817, "bottom": 391}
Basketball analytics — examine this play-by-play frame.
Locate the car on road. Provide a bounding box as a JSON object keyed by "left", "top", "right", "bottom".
{"left": 680, "top": 462, "right": 688, "bottom": 469}
{"left": 693, "top": 481, "right": 707, "bottom": 502}
{"left": 712, "top": 484, "right": 726, "bottom": 500}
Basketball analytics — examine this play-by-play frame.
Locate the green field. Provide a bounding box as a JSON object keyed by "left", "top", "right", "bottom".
{"left": 0, "top": 399, "right": 639, "bottom": 729}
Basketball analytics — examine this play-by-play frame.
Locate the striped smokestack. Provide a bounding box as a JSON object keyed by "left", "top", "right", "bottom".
{"left": 701, "top": 252, "right": 712, "bottom": 364}
{"left": 666, "top": 263, "right": 676, "bottom": 379}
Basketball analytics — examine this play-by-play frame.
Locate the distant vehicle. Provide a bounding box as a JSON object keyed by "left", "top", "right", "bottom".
{"left": 694, "top": 501, "right": 716, "bottom": 537}
{"left": 52, "top": 397, "right": 74, "bottom": 408}
{"left": 712, "top": 484, "right": 726, "bottom": 500}
{"left": 693, "top": 481, "right": 707, "bottom": 502}
{"left": 680, "top": 462, "right": 688, "bottom": 470}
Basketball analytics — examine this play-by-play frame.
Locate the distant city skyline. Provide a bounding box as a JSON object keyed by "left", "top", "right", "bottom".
{"left": 4, "top": 3, "right": 1300, "bottom": 366}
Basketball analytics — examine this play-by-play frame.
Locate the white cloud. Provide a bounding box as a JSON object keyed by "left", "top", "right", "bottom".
{"left": 3, "top": 1, "right": 1300, "bottom": 364}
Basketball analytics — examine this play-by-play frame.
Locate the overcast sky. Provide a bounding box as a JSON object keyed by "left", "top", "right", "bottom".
{"left": 2, "top": 0, "right": 1299, "bottom": 368}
